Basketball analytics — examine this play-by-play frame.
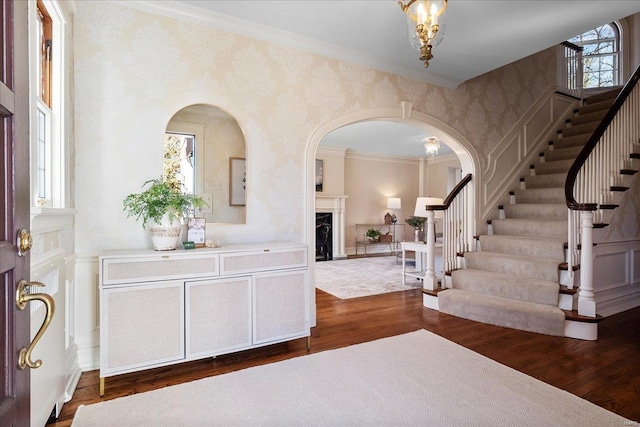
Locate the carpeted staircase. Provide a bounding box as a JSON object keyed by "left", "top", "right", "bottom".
{"left": 438, "top": 89, "right": 621, "bottom": 336}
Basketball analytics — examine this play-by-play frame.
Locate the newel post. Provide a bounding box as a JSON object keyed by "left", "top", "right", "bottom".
{"left": 424, "top": 210, "right": 438, "bottom": 290}
{"left": 578, "top": 211, "right": 596, "bottom": 317}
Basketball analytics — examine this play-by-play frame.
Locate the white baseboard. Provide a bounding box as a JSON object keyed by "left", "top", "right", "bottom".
{"left": 64, "top": 343, "right": 83, "bottom": 402}
{"left": 76, "top": 342, "right": 100, "bottom": 371}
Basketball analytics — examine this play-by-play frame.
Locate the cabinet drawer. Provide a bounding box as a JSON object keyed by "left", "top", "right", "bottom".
{"left": 102, "top": 253, "right": 219, "bottom": 285}
{"left": 220, "top": 246, "right": 307, "bottom": 275}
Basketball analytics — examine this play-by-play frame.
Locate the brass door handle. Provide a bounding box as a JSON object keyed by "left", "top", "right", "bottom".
{"left": 15, "top": 280, "right": 55, "bottom": 370}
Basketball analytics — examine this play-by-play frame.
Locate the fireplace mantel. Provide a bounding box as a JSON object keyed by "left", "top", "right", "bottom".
{"left": 315, "top": 195, "right": 348, "bottom": 259}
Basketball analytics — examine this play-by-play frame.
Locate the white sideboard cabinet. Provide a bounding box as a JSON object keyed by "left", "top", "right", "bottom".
{"left": 99, "top": 242, "right": 309, "bottom": 395}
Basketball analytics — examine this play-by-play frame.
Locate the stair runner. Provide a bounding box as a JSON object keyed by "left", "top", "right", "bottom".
{"left": 438, "top": 88, "right": 620, "bottom": 336}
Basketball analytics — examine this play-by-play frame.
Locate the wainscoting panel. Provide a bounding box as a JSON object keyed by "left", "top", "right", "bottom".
{"left": 480, "top": 89, "right": 576, "bottom": 222}
{"left": 593, "top": 241, "right": 640, "bottom": 317}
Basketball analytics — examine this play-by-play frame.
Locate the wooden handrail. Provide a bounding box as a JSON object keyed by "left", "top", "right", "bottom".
{"left": 565, "top": 64, "right": 640, "bottom": 211}
{"left": 425, "top": 173, "right": 472, "bottom": 211}
{"left": 561, "top": 41, "right": 583, "bottom": 52}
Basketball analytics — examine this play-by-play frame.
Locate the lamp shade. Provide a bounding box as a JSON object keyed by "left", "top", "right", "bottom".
{"left": 387, "top": 197, "right": 402, "bottom": 210}
{"left": 414, "top": 196, "right": 444, "bottom": 218}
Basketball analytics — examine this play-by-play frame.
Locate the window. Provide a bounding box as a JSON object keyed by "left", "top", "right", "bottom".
{"left": 569, "top": 23, "right": 620, "bottom": 89}
{"left": 164, "top": 132, "right": 196, "bottom": 195}
{"left": 31, "top": 0, "right": 66, "bottom": 208}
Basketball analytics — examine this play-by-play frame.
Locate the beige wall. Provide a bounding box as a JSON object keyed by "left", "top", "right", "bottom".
{"left": 72, "top": 1, "right": 591, "bottom": 368}
{"left": 316, "top": 147, "right": 346, "bottom": 196}
{"left": 73, "top": 1, "right": 558, "bottom": 255}
{"left": 343, "top": 153, "right": 420, "bottom": 250}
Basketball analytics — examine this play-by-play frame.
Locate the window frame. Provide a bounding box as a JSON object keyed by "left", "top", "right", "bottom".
{"left": 569, "top": 22, "right": 621, "bottom": 90}
{"left": 30, "top": 0, "right": 67, "bottom": 209}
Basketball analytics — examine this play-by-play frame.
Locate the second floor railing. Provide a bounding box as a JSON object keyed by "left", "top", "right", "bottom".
{"left": 557, "top": 41, "right": 584, "bottom": 100}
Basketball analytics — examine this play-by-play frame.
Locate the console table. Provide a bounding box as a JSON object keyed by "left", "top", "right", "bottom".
{"left": 355, "top": 223, "right": 403, "bottom": 256}
{"left": 98, "top": 242, "right": 310, "bottom": 396}
{"left": 400, "top": 241, "right": 443, "bottom": 285}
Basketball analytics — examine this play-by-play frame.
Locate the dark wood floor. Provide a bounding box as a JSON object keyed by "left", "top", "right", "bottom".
{"left": 49, "top": 288, "right": 640, "bottom": 425}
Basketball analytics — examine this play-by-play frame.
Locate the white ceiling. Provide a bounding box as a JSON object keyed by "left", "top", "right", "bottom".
{"left": 133, "top": 0, "right": 640, "bottom": 157}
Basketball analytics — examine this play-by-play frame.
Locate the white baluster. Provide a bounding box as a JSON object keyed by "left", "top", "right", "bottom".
{"left": 423, "top": 210, "right": 438, "bottom": 291}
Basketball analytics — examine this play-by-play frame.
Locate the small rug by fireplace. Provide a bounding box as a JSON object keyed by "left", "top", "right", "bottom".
{"left": 315, "top": 255, "right": 421, "bottom": 299}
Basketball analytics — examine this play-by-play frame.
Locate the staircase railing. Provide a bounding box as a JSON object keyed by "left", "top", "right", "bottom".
{"left": 424, "top": 174, "right": 474, "bottom": 290}
{"left": 557, "top": 41, "right": 584, "bottom": 99}
{"left": 566, "top": 64, "right": 640, "bottom": 317}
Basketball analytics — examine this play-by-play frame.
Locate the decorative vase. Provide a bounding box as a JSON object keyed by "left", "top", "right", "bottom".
{"left": 414, "top": 228, "right": 420, "bottom": 242}
{"left": 147, "top": 214, "right": 182, "bottom": 251}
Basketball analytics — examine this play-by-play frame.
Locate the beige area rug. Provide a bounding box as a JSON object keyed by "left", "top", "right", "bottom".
{"left": 72, "top": 330, "right": 627, "bottom": 427}
{"left": 315, "top": 256, "right": 421, "bottom": 299}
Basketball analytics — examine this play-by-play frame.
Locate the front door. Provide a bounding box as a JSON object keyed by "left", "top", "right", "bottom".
{"left": 1, "top": 1, "right": 31, "bottom": 425}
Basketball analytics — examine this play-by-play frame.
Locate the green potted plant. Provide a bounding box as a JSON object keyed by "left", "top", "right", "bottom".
{"left": 365, "top": 228, "right": 381, "bottom": 242}
{"left": 406, "top": 216, "right": 426, "bottom": 242}
{"left": 123, "top": 177, "right": 207, "bottom": 250}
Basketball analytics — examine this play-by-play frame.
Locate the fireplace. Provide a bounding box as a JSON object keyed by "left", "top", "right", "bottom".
{"left": 315, "top": 213, "right": 332, "bottom": 261}
{"left": 315, "top": 195, "right": 348, "bottom": 260}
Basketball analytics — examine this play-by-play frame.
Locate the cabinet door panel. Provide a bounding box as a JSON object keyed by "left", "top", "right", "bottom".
{"left": 253, "top": 269, "right": 309, "bottom": 344}
{"left": 101, "top": 281, "right": 184, "bottom": 376}
{"left": 186, "top": 277, "right": 252, "bottom": 358}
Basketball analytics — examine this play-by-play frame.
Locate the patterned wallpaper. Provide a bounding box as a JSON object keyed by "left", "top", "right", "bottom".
{"left": 73, "top": 1, "right": 564, "bottom": 253}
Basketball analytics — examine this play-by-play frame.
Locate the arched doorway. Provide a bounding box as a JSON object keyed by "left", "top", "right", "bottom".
{"left": 304, "top": 102, "right": 480, "bottom": 325}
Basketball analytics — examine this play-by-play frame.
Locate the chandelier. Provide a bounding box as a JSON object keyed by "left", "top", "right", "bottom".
{"left": 398, "top": 0, "right": 448, "bottom": 68}
{"left": 424, "top": 136, "right": 440, "bottom": 157}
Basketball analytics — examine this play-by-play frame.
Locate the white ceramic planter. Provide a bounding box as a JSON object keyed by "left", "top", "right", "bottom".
{"left": 147, "top": 214, "right": 182, "bottom": 250}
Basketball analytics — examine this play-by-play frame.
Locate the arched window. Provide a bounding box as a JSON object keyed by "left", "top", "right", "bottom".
{"left": 569, "top": 23, "right": 620, "bottom": 89}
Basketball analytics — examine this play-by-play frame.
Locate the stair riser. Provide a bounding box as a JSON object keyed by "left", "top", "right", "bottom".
{"left": 465, "top": 252, "right": 560, "bottom": 282}
{"left": 479, "top": 235, "right": 565, "bottom": 261}
{"left": 553, "top": 134, "right": 590, "bottom": 149}
{"left": 543, "top": 146, "right": 583, "bottom": 162}
{"left": 570, "top": 110, "right": 607, "bottom": 126}
{"left": 523, "top": 174, "right": 567, "bottom": 189}
{"left": 438, "top": 290, "right": 565, "bottom": 336}
{"left": 534, "top": 159, "right": 573, "bottom": 175}
{"left": 561, "top": 121, "right": 598, "bottom": 137}
{"left": 578, "top": 99, "right": 614, "bottom": 115}
{"left": 492, "top": 220, "right": 567, "bottom": 240}
{"left": 514, "top": 188, "right": 564, "bottom": 204}
{"left": 503, "top": 204, "right": 566, "bottom": 220}
{"left": 452, "top": 270, "right": 559, "bottom": 306}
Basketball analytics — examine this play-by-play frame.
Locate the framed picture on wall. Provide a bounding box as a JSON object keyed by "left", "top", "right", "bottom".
{"left": 229, "top": 157, "right": 246, "bottom": 206}
{"left": 315, "top": 159, "right": 323, "bottom": 192}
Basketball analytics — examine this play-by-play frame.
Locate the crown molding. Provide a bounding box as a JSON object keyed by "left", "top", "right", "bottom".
{"left": 345, "top": 150, "right": 419, "bottom": 165}
{"left": 317, "top": 146, "right": 347, "bottom": 156}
